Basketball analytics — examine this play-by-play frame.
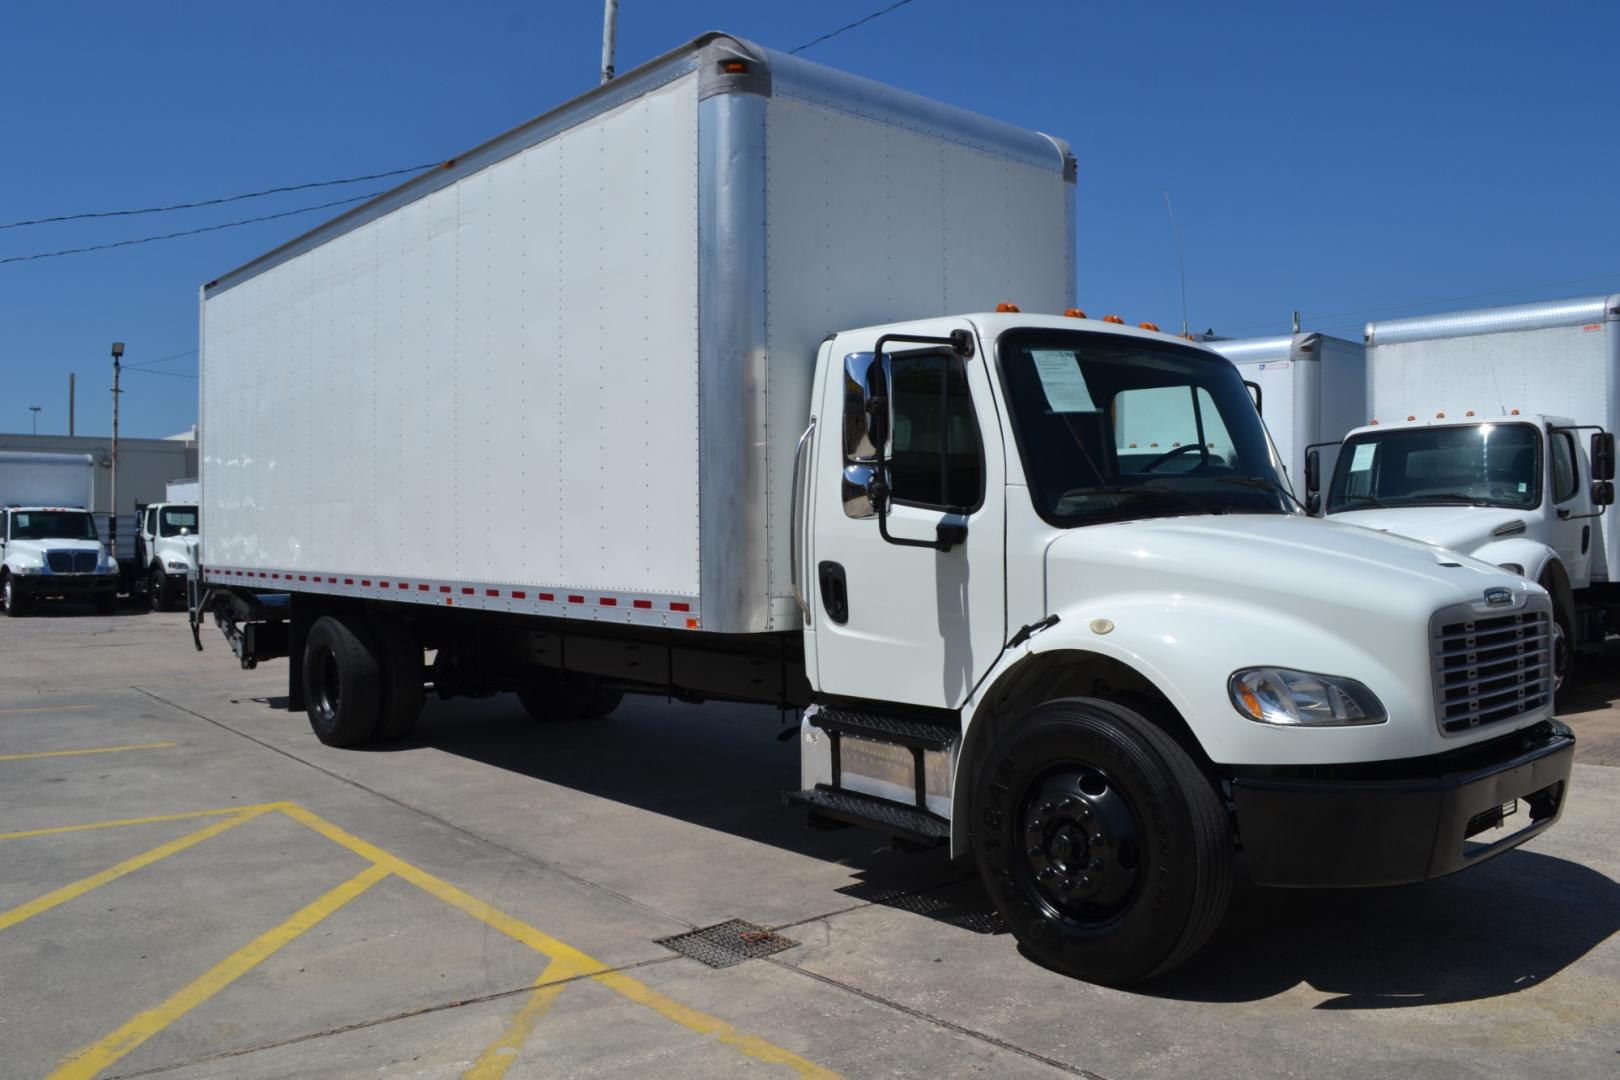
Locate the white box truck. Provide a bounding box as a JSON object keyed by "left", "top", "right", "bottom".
{"left": 191, "top": 32, "right": 1574, "bottom": 984}
{"left": 1313, "top": 294, "right": 1620, "bottom": 696}
{"left": 0, "top": 450, "right": 120, "bottom": 614}
{"left": 1208, "top": 331, "right": 1366, "bottom": 497}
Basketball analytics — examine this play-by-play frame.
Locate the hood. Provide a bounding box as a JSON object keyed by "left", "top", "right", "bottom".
{"left": 1327, "top": 505, "right": 1530, "bottom": 558}
{"left": 1043, "top": 512, "right": 1533, "bottom": 628}
{"left": 8, "top": 537, "right": 103, "bottom": 554}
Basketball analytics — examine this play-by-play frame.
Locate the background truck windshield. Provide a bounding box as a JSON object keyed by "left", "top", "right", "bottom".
{"left": 998, "top": 330, "right": 1291, "bottom": 525}
{"left": 160, "top": 506, "right": 198, "bottom": 536}
{"left": 1328, "top": 422, "right": 1541, "bottom": 512}
{"left": 10, "top": 510, "right": 98, "bottom": 541}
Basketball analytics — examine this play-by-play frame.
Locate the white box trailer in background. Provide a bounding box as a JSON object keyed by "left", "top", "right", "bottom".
{"left": 0, "top": 450, "right": 94, "bottom": 510}
{"left": 192, "top": 32, "right": 1575, "bottom": 985}
{"left": 1316, "top": 293, "right": 1620, "bottom": 693}
{"left": 0, "top": 451, "right": 118, "bottom": 614}
{"left": 1208, "top": 332, "right": 1366, "bottom": 499}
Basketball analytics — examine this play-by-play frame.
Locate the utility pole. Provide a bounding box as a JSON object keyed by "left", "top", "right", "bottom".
{"left": 29, "top": 405, "right": 41, "bottom": 434}
{"left": 110, "top": 342, "right": 124, "bottom": 562}
{"left": 600, "top": 0, "right": 618, "bottom": 83}
{"left": 69, "top": 373, "right": 76, "bottom": 436}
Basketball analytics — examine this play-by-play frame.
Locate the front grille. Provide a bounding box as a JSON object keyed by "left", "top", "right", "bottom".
{"left": 1431, "top": 603, "right": 1553, "bottom": 735}
{"left": 45, "top": 550, "right": 98, "bottom": 574}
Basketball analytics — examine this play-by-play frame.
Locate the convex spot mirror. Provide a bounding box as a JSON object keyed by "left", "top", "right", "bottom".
{"left": 1591, "top": 431, "right": 1615, "bottom": 482}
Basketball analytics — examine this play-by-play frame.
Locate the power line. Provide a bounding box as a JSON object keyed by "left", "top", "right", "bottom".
{"left": 790, "top": 0, "right": 919, "bottom": 55}
{"left": 1, "top": 163, "right": 437, "bottom": 231}
{"left": 0, "top": 193, "right": 379, "bottom": 266}
{"left": 122, "top": 367, "right": 197, "bottom": 381}
{"left": 125, "top": 348, "right": 197, "bottom": 369}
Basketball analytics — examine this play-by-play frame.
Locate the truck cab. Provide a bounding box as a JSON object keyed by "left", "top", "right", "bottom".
{"left": 1, "top": 506, "right": 120, "bottom": 616}
{"left": 1314, "top": 413, "right": 1617, "bottom": 692}
{"left": 135, "top": 502, "right": 200, "bottom": 611}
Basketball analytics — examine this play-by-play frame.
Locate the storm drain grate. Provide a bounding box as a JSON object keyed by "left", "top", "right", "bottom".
{"left": 655, "top": 919, "right": 799, "bottom": 968}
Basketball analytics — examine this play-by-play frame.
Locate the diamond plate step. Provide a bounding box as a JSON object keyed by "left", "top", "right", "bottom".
{"left": 812, "top": 706, "right": 958, "bottom": 750}
{"left": 784, "top": 787, "right": 949, "bottom": 846}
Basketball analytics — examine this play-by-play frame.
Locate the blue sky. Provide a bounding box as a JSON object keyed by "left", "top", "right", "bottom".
{"left": 3, "top": 1, "right": 1616, "bottom": 438}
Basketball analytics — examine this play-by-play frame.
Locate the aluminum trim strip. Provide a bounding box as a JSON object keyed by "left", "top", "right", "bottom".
{"left": 1367, "top": 293, "right": 1620, "bottom": 346}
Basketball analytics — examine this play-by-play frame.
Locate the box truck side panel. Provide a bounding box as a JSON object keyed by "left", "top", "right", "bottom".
{"left": 760, "top": 95, "right": 1071, "bottom": 623}
{"left": 1369, "top": 324, "right": 1606, "bottom": 426}
{"left": 0, "top": 452, "right": 94, "bottom": 509}
{"left": 202, "top": 74, "right": 704, "bottom": 600}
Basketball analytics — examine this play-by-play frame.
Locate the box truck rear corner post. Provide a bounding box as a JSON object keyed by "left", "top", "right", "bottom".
{"left": 188, "top": 33, "right": 1575, "bottom": 986}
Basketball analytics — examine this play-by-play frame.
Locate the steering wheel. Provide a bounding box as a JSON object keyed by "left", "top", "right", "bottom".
{"left": 1140, "top": 442, "right": 1208, "bottom": 473}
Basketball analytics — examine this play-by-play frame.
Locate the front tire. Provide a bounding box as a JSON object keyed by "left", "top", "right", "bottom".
{"left": 149, "top": 567, "right": 170, "bottom": 612}
{"left": 972, "top": 697, "right": 1232, "bottom": 986}
{"left": 303, "top": 614, "right": 382, "bottom": 747}
{"left": 2, "top": 573, "right": 26, "bottom": 617}
{"left": 1550, "top": 603, "right": 1575, "bottom": 708}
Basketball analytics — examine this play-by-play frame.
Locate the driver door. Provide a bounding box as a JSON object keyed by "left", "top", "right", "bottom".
{"left": 810, "top": 328, "right": 1006, "bottom": 709}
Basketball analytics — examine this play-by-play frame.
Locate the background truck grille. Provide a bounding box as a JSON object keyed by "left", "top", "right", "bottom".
{"left": 45, "top": 550, "right": 98, "bottom": 574}
{"left": 1431, "top": 605, "right": 1552, "bottom": 734}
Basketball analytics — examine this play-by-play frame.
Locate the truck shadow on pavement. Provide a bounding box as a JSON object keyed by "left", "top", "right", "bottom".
{"left": 1137, "top": 849, "right": 1620, "bottom": 1007}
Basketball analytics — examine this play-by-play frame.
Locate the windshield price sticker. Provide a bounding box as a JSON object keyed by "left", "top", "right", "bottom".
{"left": 1350, "top": 443, "right": 1377, "bottom": 471}
{"left": 1030, "top": 349, "right": 1098, "bottom": 412}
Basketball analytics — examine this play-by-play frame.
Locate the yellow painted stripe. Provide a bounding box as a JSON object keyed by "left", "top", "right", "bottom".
{"left": 595, "top": 971, "right": 841, "bottom": 1079}
{"left": 0, "top": 704, "right": 96, "bottom": 715}
{"left": 0, "top": 806, "right": 275, "bottom": 932}
{"left": 46, "top": 863, "right": 390, "bottom": 1080}
{"left": 0, "top": 802, "right": 286, "bottom": 842}
{"left": 0, "top": 741, "right": 176, "bottom": 762}
{"left": 462, "top": 962, "right": 572, "bottom": 1080}
{"left": 279, "top": 804, "right": 840, "bottom": 1079}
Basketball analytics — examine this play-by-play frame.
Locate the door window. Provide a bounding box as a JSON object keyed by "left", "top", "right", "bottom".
{"left": 886, "top": 351, "right": 984, "bottom": 512}
{"left": 1552, "top": 431, "right": 1578, "bottom": 503}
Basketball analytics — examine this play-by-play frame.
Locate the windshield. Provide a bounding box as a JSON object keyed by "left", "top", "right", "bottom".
{"left": 160, "top": 506, "right": 198, "bottom": 537}
{"left": 998, "top": 329, "right": 1291, "bottom": 525}
{"left": 1327, "top": 423, "right": 1541, "bottom": 512}
{"left": 9, "top": 510, "right": 98, "bottom": 541}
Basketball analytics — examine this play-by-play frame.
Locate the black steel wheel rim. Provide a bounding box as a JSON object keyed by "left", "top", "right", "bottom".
{"left": 1552, "top": 621, "right": 1569, "bottom": 693}
{"left": 312, "top": 646, "right": 341, "bottom": 726}
{"left": 150, "top": 570, "right": 164, "bottom": 610}
{"left": 1015, "top": 764, "right": 1144, "bottom": 927}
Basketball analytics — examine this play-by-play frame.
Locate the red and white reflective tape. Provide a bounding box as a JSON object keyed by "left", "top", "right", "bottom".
{"left": 201, "top": 566, "right": 700, "bottom": 628}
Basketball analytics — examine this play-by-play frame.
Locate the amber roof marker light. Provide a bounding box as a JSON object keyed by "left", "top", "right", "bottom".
{"left": 995, "top": 301, "right": 1020, "bottom": 313}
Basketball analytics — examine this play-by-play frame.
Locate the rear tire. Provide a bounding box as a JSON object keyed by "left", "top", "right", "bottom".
{"left": 972, "top": 696, "right": 1232, "bottom": 986}
{"left": 369, "top": 615, "right": 423, "bottom": 742}
{"left": 303, "top": 614, "right": 381, "bottom": 748}
{"left": 2, "top": 574, "right": 27, "bottom": 617}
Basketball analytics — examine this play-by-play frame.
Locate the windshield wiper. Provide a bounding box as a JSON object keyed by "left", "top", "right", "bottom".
{"left": 1334, "top": 493, "right": 1390, "bottom": 509}
{"left": 1404, "top": 493, "right": 1495, "bottom": 507}
{"left": 1215, "top": 476, "right": 1307, "bottom": 514}
{"left": 1059, "top": 484, "right": 1224, "bottom": 515}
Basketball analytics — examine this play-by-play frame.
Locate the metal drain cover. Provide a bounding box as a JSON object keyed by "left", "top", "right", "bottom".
{"left": 656, "top": 919, "right": 798, "bottom": 968}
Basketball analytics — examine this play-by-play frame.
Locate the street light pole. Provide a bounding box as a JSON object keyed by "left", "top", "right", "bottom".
{"left": 600, "top": 0, "right": 618, "bottom": 83}
{"left": 110, "top": 342, "right": 124, "bottom": 564}
{"left": 29, "top": 406, "right": 41, "bottom": 434}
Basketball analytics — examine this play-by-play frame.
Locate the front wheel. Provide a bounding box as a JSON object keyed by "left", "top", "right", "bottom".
{"left": 2, "top": 574, "right": 26, "bottom": 617}
{"left": 972, "top": 697, "right": 1232, "bottom": 985}
{"left": 1550, "top": 604, "right": 1575, "bottom": 708}
{"left": 149, "top": 567, "right": 170, "bottom": 612}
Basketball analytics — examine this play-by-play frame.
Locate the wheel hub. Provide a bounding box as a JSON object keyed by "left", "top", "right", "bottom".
{"left": 1020, "top": 769, "right": 1142, "bottom": 919}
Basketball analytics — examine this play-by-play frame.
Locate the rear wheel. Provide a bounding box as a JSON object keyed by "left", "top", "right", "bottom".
{"left": 303, "top": 614, "right": 381, "bottom": 747}
{"left": 369, "top": 615, "right": 423, "bottom": 742}
{"left": 2, "top": 574, "right": 27, "bottom": 617}
{"left": 972, "top": 697, "right": 1232, "bottom": 986}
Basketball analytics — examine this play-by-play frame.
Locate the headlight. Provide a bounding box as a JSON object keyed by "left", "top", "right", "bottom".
{"left": 11, "top": 561, "right": 42, "bottom": 575}
{"left": 1498, "top": 562, "right": 1524, "bottom": 576}
{"left": 1229, "top": 668, "right": 1386, "bottom": 726}
{"left": 167, "top": 561, "right": 190, "bottom": 571}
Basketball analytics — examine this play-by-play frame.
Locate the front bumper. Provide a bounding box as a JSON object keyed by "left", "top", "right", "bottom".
{"left": 1232, "top": 719, "right": 1574, "bottom": 887}
{"left": 14, "top": 573, "right": 118, "bottom": 598}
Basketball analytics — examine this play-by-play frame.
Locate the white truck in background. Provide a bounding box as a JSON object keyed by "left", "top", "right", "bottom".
{"left": 1311, "top": 294, "right": 1620, "bottom": 696}
{"left": 1207, "top": 331, "right": 1366, "bottom": 501}
{"left": 189, "top": 32, "right": 1574, "bottom": 985}
{"left": 134, "top": 500, "right": 200, "bottom": 611}
{"left": 0, "top": 451, "right": 119, "bottom": 615}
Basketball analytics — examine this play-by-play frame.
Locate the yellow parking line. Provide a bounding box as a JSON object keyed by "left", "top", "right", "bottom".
{"left": 0, "top": 741, "right": 176, "bottom": 763}
{"left": 462, "top": 961, "right": 573, "bottom": 1080}
{"left": 595, "top": 970, "right": 839, "bottom": 1079}
{"left": 0, "top": 704, "right": 96, "bottom": 715}
{"left": 279, "top": 804, "right": 838, "bottom": 1078}
{"left": 0, "top": 806, "right": 275, "bottom": 933}
{"left": 46, "top": 863, "right": 391, "bottom": 1080}
{"left": 0, "top": 802, "right": 286, "bottom": 842}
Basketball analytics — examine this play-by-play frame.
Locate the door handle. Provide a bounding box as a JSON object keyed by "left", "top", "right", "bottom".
{"left": 818, "top": 561, "right": 849, "bottom": 624}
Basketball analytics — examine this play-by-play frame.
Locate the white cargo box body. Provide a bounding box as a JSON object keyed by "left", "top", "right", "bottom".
{"left": 200, "top": 33, "right": 1073, "bottom": 634}
{"left": 0, "top": 451, "right": 94, "bottom": 510}
{"left": 1210, "top": 332, "right": 1366, "bottom": 486}
{"left": 1364, "top": 293, "right": 1620, "bottom": 576}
